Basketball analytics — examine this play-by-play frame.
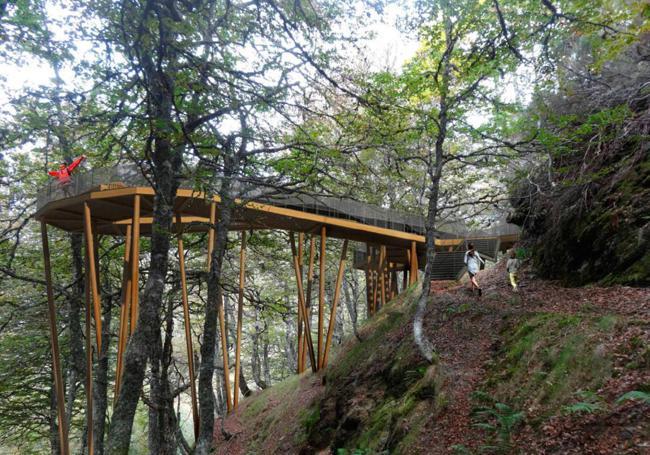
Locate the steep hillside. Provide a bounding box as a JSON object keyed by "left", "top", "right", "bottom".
{"left": 214, "top": 263, "right": 649, "bottom": 454}
{"left": 508, "top": 36, "right": 650, "bottom": 286}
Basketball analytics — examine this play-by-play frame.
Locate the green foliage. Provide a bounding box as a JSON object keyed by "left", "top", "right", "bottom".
{"left": 451, "top": 444, "right": 474, "bottom": 455}
{"left": 336, "top": 449, "right": 373, "bottom": 455}
{"left": 562, "top": 391, "right": 605, "bottom": 414}
{"left": 616, "top": 390, "right": 650, "bottom": 405}
{"left": 562, "top": 401, "right": 603, "bottom": 414}
{"left": 472, "top": 401, "right": 523, "bottom": 452}
{"left": 299, "top": 403, "right": 320, "bottom": 434}
{"left": 481, "top": 313, "right": 614, "bottom": 421}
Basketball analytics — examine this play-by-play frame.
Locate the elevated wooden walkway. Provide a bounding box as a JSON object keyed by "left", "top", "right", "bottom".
{"left": 35, "top": 165, "right": 519, "bottom": 454}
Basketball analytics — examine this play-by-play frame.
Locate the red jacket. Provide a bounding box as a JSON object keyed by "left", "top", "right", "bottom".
{"left": 48, "top": 155, "right": 86, "bottom": 184}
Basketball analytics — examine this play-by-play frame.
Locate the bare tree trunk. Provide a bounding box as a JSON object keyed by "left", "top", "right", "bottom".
{"left": 238, "top": 365, "right": 252, "bottom": 398}
{"left": 343, "top": 270, "right": 360, "bottom": 338}
{"left": 93, "top": 291, "right": 112, "bottom": 455}
{"left": 106, "top": 2, "right": 182, "bottom": 450}
{"left": 66, "top": 233, "right": 85, "bottom": 426}
{"left": 160, "top": 292, "right": 178, "bottom": 453}
{"left": 214, "top": 366, "right": 224, "bottom": 416}
{"left": 106, "top": 98, "right": 180, "bottom": 455}
{"left": 197, "top": 172, "right": 235, "bottom": 454}
{"left": 148, "top": 289, "right": 180, "bottom": 454}
{"left": 281, "top": 312, "right": 295, "bottom": 379}
{"left": 253, "top": 317, "right": 269, "bottom": 389}
{"left": 262, "top": 337, "right": 271, "bottom": 387}
{"left": 414, "top": 10, "right": 453, "bottom": 365}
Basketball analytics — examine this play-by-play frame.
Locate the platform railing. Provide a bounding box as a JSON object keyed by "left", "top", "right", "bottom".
{"left": 36, "top": 164, "right": 430, "bottom": 234}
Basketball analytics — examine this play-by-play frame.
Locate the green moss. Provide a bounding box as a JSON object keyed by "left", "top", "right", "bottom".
{"left": 483, "top": 313, "right": 613, "bottom": 421}
{"left": 354, "top": 399, "right": 394, "bottom": 449}
{"left": 245, "top": 375, "right": 304, "bottom": 449}
{"left": 353, "top": 394, "right": 418, "bottom": 451}
{"left": 327, "top": 302, "right": 412, "bottom": 384}
{"left": 601, "top": 248, "right": 650, "bottom": 285}
{"left": 242, "top": 391, "right": 269, "bottom": 419}
{"left": 597, "top": 315, "right": 618, "bottom": 331}
{"left": 341, "top": 365, "right": 442, "bottom": 453}
{"left": 296, "top": 403, "right": 320, "bottom": 445}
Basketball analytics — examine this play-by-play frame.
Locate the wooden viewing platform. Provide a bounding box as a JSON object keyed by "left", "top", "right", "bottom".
{"left": 35, "top": 166, "right": 519, "bottom": 455}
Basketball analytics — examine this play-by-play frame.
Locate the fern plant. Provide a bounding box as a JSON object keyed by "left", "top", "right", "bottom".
{"left": 616, "top": 390, "right": 650, "bottom": 404}
{"left": 562, "top": 390, "right": 605, "bottom": 414}
{"left": 472, "top": 402, "right": 523, "bottom": 453}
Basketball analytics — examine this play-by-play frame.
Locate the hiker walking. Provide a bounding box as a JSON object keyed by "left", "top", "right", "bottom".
{"left": 506, "top": 250, "right": 521, "bottom": 292}
{"left": 48, "top": 154, "right": 86, "bottom": 196}
{"left": 464, "top": 242, "right": 484, "bottom": 297}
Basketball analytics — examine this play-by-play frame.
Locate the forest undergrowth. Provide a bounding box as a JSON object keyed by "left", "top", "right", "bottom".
{"left": 213, "top": 259, "right": 650, "bottom": 454}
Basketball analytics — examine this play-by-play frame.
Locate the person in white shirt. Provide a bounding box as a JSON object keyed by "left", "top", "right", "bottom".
{"left": 464, "top": 243, "right": 485, "bottom": 297}
{"left": 506, "top": 250, "right": 522, "bottom": 292}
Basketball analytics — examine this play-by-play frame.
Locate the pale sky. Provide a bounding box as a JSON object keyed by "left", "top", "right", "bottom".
{"left": 0, "top": 3, "right": 418, "bottom": 103}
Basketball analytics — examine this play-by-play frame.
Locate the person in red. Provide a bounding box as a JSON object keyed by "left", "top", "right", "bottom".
{"left": 48, "top": 155, "right": 86, "bottom": 194}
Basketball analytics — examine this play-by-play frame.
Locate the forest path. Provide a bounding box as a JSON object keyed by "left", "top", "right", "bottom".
{"left": 212, "top": 260, "right": 649, "bottom": 454}
{"left": 413, "top": 260, "right": 649, "bottom": 453}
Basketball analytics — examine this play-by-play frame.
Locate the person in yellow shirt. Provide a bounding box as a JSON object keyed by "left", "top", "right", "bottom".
{"left": 506, "top": 250, "right": 522, "bottom": 292}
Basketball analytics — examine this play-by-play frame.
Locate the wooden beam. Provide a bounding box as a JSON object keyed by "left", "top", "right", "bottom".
{"left": 83, "top": 202, "right": 102, "bottom": 352}
{"left": 233, "top": 232, "right": 247, "bottom": 408}
{"left": 365, "top": 243, "right": 372, "bottom": 317}
{"left": 290, "top": 232, "right": 317, "bottom": 373}
{"left": 296, "top": 233, "right": 304, "bottom": 374}
{"left": 301, "top": 235, "right": 316, "bottom": 373}
{"left": 207, "top": 202, "right": 233, "bottom": 412}
{"left": 409, "top": 241, "right": 418, "bottom": 285}
{"left": 40, "top": 222, "right": 70, "bottom": 455}
{"left": 371, "top": 246, "right": 379, "bottom": 317}
{"left": 176, "top": 215, "right": 199, "bottom": 437}
{"left": 379, "top": 246, "right": 386, "bottom": 311}
{"left": 114, "top": 224, "right": 132, "bottom": 403}
{"left": 318, "top": 226, "right": 326, "bottom": 369}
{"left": 113, "top": 215, "right": 209, "bottom": 226}
{"left": 84, "top": 248, "right": 94, "bottom": 455}
{"left": 129, "top": 195, "right": 141, "bottom": 335}
{"left": 218, "top": 295, "right": 233, "bottom": 413}
{"left": 322, "top": 240, "right": 348, "bottom": 368}
{"left": 242, "top": 197, "right": 424, "bottom": 244}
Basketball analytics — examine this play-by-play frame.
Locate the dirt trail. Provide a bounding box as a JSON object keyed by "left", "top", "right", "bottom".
{"left": 213, "top": 262, "right": 649, "bottom": 454}
{"left": 415, "top": 262, "right": 649, "bottom": 454}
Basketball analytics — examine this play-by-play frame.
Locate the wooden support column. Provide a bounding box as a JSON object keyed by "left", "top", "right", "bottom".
{"left": 296, "top": 233, "right": 304, "bottom": 374}
{"left": 379, "top": 246, "right": 386, "bottom": 310}
{"left": 233, "top": 231, "right": 247, "bottom": 409}
{"left": 409, "top": 241, "right": 418, "bottom": 285}
{"left": 301, "top": 235, "right": 316, "bottom": 373}
{"left": 41, "top": 222, "right": 69, "bottom": 455}
{"left": 207, "top": 202, "right": 233, "bottom": 412}
{"left": 371, "top": 246, "right": 379, "bottom": 316}
{"left": 114, "top": 225, "right": 132, "bottom": 403}
{"left": 318, "top": 226, "right": 326, "bottom": 370}
{"left": 129, "top": 195, "right": 141, "bottom": 335}
{"left": 365, "top": 243, "right": 372, "bottom": 316}
{"left": 176, "top": 215, "right": 199, "bottom": 437}
{"left": 322, "top": 240, "right": 348, "bottom": 368}
{"left": 290, "top": 232, "right": 317, "bottom": 373}
{"left": 83, "top": 202, "right": 102, "bottom": 352}
{"left": 84, "top": 249, "right": 94, "bottom": 455}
